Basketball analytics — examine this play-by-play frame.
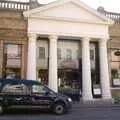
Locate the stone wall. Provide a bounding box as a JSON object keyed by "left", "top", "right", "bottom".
{"left": 0, "top": 10, "right": 27, "bottom": 41}
{"left": 0, "top": 10, "right": 27, "bottom": 78}
{"left": 108, "top": 23, "right": 120, "bottom": 48}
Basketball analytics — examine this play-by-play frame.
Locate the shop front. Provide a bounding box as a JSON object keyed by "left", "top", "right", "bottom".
{"left": 0, "top": 40, "right": 27, "bottom": 80}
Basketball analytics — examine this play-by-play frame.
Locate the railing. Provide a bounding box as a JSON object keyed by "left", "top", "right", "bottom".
{"left": 98, "top": 7, "right": 120, "bottom": 23}
{"left": 0, "top": 0, "right": 29, "bottom": 11}
{"left": 105, "top": 12, "right": 120, "bottom": 22}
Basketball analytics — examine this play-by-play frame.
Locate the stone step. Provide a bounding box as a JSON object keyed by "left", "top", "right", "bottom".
{"left": 72, "top": 99, "right": 115, "bottom": 108}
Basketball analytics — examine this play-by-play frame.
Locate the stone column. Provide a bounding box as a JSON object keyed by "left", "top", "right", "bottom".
{"left": 82, "top": 37, "right": 93, "bottom": 101}
{"left": 48, "top": 35, "right": 58, "bottom": 92}
{"left": 99, "top": 38, "right": 112, "bottom": 99}
{"left": 27, "top": 33, "right": 37, "bottom": 80}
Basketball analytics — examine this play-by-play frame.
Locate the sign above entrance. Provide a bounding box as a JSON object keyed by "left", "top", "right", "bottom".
{"left": 59, "top": 60, "right": 79, "bottom": 69}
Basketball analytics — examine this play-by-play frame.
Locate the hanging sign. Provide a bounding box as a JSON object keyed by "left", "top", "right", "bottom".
{"left": 114, "top": 51, "right": 120, "bottom": 56}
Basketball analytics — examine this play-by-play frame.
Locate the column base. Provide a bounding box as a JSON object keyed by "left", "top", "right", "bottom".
{"left": 81, "top": 98, "right": 114, "bottom": 105}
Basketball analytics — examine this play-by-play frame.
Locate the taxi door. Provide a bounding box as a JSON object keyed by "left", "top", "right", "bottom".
{"left": 30, "top": 85, "right": 54, "bottom": 109}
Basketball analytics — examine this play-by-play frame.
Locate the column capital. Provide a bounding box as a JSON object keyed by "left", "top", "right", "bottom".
{"left": 81, "top": 37, "right": 90, "bottom": 43}
{"left": 82, "top": 37, "right": 90, "bottom": 41}
{"left": 81, "top": 37, "right": 90, "bottom": 46}
{"left": 99, "top": 38, "right": 108, "bottom": 43}
{"left": 28, "top": 33, "right": 38, "bottom": 39}
{"left": 48, "top": 35, "right": 58, "bottom": 40}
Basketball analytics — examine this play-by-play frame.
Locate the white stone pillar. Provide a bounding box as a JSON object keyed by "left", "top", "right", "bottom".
{"left": 99, "top": 38, "right": 112, "bottom": 99}
{"left": 82, "top": 37, "right": 93, "bottom": 101}
{"left": 27, "top": 33, "right": 37, "bottom": 80}
{"left": 48, "top": 35, "right": 58, "bottom": 92}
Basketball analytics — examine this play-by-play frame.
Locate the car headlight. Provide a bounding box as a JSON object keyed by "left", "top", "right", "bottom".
{"left": 68, "top": 98, "right": 72, "bottom": 102}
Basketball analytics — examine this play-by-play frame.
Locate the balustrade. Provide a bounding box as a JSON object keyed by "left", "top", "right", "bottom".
{"left": 98, "top": 7, "right": 120, "bottom": 22}
{"left": 0, "top": 0, "right": 29, "bottom": 11}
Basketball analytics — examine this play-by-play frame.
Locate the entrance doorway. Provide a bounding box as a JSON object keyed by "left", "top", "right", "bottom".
{"left": 58, "top": 69, "right": 82, "bottom": 101}
{"left": 37, "top": 69, "right": 48, "bottom": 85}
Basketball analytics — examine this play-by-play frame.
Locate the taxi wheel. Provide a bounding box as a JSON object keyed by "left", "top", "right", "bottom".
{"left": 54, "top": 103, "right": 65, "bottom": 115}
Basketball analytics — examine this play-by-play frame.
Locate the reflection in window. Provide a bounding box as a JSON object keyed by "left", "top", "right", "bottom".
{"left": 2, "top": 84, "right": 28, "bottom": 94}
{"left": 4, "top": 44, "right": 21, "bottom": 59}
{"left": 76, "top": 50, "right": 81, "bottom": 59}
{"left": 90, "top": 50, "right": 95, "bottom": 60}
{"left": 39, "top": 47, "right": 45, "bottom": 59}
{"left": 3, "top": 43, "right": 22, "bottom": 79}
{"left": 66, "top": 49, "right": 72, "bottom": 60}
{"left": 57, "top": 48, "right": 61, "bottom": 59}
{"left": 32, "top": 85, "right": 46, "bottom": 94}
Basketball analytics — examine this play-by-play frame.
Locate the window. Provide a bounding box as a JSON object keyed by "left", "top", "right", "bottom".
{"left": 3, "top": 44, "right": 22, "bottom": 79}
{"left": 32, "top": 85, "right": 47, "bottom": 94}
{"left": 90, "top": 50, "right": 95, "bottom": 60}
{"left": 39, "top": 47, "right": 45, "bottom": 59}
{"left": 76, "top": 50, "right": 81, "bottom": 59}
{"left": 66, "top": 49, "right": 72, "bottom": 60}
{"left": 4, "top": 44, "right": 21, "bottom": 59}
{"left": 2, "top": 84, "right": 29, "bottom": 94}
{"left": 57, "top": 48, "right": 61, "bottom": 59}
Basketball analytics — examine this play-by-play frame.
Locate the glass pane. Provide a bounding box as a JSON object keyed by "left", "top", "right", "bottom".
{"left": 2, "top": 84, "right": 27, "bottom": 93}
{"left": 5, "top": 44, "right": 21, "bottom": 59}
{"left": 6, "top": 59, "right": 20, "bottom": 67}
{"left": 76, "top": 50, "right": 81, "bottom": 59}
{"left": 3, "top": 44, "right": 22, "bottom": 79}
{"left": 5, "top": 68, "right": 21, "bottom": 79}
{"left": 32, "top": 85, "right": 46, "bottom": 94}
{"left": 90, "top": 50, "right": 95, "bottom": 60}
{"left": 39, "top": 47, "right": 45, "bottom": 59}
{"left": 66, "top": 49, "right": 72, "bottom": 60}
{"left": 57, "top": 48, "right": 61, "bottom": 59}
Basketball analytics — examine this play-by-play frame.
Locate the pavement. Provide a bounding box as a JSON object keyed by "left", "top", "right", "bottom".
{"left": 73, "top": 102, "right": 120, "bottom": 108}
{"left": 72, "top": 99, "right": 120, "bottom": 108}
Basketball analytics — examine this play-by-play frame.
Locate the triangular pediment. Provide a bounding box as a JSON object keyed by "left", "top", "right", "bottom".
{"left": 24, "top": 0, "right": 112, "bottom": 24}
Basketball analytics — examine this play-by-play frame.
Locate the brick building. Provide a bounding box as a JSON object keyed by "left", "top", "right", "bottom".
{"left": 0, "top": 1, "right": 29, "bottom": 79}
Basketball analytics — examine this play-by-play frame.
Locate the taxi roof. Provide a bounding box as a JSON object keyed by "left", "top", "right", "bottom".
{"left": 0, "top": 79, "right": 40, "bottom": 85}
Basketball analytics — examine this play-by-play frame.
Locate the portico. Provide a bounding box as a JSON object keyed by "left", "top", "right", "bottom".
{"left": 24, "top": 0, "right": 113, "bottom": 102}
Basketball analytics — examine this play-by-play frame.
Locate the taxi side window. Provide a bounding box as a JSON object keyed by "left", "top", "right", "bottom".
{"left": 2, "top": 84, "right": 29, "bottom": 94}
{"left": 32, "top": 85, "right": 47, "bottom": 94}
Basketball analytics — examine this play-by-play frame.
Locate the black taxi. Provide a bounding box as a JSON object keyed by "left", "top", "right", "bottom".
{"left": 0, "top": 79, "right": 72, "bottom": 115}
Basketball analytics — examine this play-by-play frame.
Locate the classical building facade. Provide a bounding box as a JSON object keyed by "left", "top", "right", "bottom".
{"left": 23, "top": 0, "right": 113, "bottom": 102}
{"left": 0, "top": 0, "right": 117, "bottom": 102}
